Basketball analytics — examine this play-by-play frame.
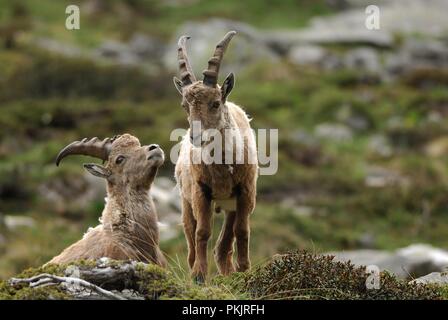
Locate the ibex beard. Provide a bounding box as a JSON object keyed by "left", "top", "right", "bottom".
{"left": 47, "top": 134, "right": 166, "bottom": 267}
{"left": 173, "top": 31, "right": 258, "bottom": 282}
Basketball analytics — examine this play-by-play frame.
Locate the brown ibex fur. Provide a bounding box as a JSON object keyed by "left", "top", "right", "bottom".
{"left": 47, "top": 134, "right": 166, "bottom": 267}
{"left": 173, "top": 31, "right": 258, "bottom": 282}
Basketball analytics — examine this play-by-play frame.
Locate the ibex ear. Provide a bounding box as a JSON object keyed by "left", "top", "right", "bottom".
{"left": 83, "top": 163, "right": 111, "bottom": 179}
{"left": 173, "top": 77, "right": 183, "bottom": 95}
{"left": 221, "top": 73, "right": 234, "bottom": 102}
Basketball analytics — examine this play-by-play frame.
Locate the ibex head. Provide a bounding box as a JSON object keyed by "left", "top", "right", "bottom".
{"left": 56, "top": 134, "right": 164, "bottom": 189}
{"left": 173, "top": 31, "right": 237, "bottom": 142}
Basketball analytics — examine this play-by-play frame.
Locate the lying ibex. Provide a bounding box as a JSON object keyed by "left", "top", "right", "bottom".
{"left": 173, "top": 31, "right": 258, "bottom": 282}
{"left": 47, "top": 134, "right": 166, "bottom": 267}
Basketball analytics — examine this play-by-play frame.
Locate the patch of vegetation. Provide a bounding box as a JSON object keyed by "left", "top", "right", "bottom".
{"left": 135, "top": 262, "right": 236, "bottom": 300}
{"left": 245, "top": 250, "right": 442, "bottom": 300}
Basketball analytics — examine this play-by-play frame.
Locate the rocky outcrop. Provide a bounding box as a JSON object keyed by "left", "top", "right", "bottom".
{"left": 151, "top": 177, "right": 181, "bottom": 241}
{"left": 31, "top": 0, "right": 448, "bottom": 81}
{"left": 163, "top": 18, "right": 278, "bottom": 76}
{"left": 411, "top": 272, "right": 448, "bottom": 285}
{"left": 330, "top": 244, "right": 448, "bottom": 279}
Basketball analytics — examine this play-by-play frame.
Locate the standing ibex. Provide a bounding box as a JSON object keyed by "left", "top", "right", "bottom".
{"left": 173, "top": 31, "right": 258, "bottom": 282}
{"left": 47, "top": 134, "right": 166, "bottom": 267}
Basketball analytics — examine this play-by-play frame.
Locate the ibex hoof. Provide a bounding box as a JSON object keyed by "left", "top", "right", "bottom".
{"left": 193, "top": 274, "right": 205, "bottom": 284}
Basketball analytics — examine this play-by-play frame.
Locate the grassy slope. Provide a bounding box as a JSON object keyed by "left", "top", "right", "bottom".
{"left": 1, "top": 0, "right": 448, "bottom": 284}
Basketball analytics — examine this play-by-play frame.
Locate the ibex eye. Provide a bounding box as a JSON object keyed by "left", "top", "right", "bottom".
{"left": 211, "top": 101, "right": 220, "bottom": 109}
{"left": 115, "top": 155, "right": 125, "bottom": 164}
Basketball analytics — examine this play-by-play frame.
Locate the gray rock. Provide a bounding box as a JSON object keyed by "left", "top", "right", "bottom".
{"left": 34, "top": 38, "right": 84, "bottom": 58}
{"left": 357, "top": 233, "right": 377, "bottom": 249}
{"left": 38, "top": 172, "right": 106, "bottom": 217}
{"left": 335, "top": 105, "right": 370, "bottom": 131}
{"left": 367, "top": 134, "right": 393, "bottom": 157}
{"left": 267, "top": 0, "right": 448, "bottom": 56}
{"left": 344, "top": 47, "right": 381, "bottom": 73}
{"left": 386, "top": 39, "right": 448, "bottom": 76}
{"left": 410, "top": 272, "right": 448, "bottom": 285}
{"left": 129, "top": 33, "right": 166, "bottom": 60}
{"left": 364, "top": 166, "right": 408, "bottom": 188}
{"left": 330, "top": 244, "right": 448, "bottom": 279}
{"left": 95, "top": 40, "right": 140, "bottom": 65}
{"left": 164, "top": 19, "right": 278, "bottom": 75}
{"left": 151, "top": 177, "right": 181, "bottom": 242}
{"left": 314, "top": 123, "right": 353, "bottom": 142}
{"left": 290, "top": 130, "right": 319, "bottom": 147}
{"left": 82, "top": 0, "right": 107, "bottom": 16}
{"left": 4, "top": 215, "right": 35, "bottom": 230}
{"left": 287, "top": 45, "right": 328, "bottom": 66}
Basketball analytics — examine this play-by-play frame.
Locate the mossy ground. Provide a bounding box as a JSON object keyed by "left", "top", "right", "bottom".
{"left": 0, "top": 263, "right": 70, "bottom": 300}
{"left": 0, "top": 259, "right": 242, "bottom": 300}
{"left": 1, "top": 254, "right": 446, "bottom": 300}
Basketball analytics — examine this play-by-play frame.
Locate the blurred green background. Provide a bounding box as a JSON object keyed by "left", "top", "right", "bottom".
{"left": 1, "top": 0, "right": 448, "bottom": 280}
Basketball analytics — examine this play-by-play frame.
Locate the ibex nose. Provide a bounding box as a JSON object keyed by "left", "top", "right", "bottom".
{"left": 148, "top": 144, "right": 159, "bottom": 151}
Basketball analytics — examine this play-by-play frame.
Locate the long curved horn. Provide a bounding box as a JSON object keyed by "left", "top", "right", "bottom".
{"left": 202, "top": 31, "right": 237, "bottom": 87}
{"left": 55, "top": 137, "right": 114, "bottom": 166}
{"left": 177, "top": 35, "right": 196, "bottom": 86}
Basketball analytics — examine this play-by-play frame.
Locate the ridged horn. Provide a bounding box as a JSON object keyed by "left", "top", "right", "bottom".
{"left": 55, "top": 137, "right": 114, "bottom": 166}
{"left": 202, "top": 31, "right": 237, "bottom": 87}
{"left": 177, "top": 35, "right": 196, "bottom": 86}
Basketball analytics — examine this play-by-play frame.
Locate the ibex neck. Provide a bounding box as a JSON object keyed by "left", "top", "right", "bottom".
{"left": 218, "top": 103, "right": 234, "bottom": 131}
{"left": 102, "top": 185, "right": 154, "bottom": 230}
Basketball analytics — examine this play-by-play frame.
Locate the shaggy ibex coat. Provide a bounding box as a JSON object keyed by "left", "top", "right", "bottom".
{"left": 173, "top": 31, "right": 258, "bottom": 282}
{"left": 47, "top": 134, "right": 166, "bottom": 267}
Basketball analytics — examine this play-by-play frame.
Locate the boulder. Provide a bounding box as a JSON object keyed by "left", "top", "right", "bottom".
{"left": 95, "top": 40, "right": 140, "bottom": 65}
{"left": 128, "top": 33, "right": 166, "bottom": 60}
{"left": 343, "top": 47, "right": 381, "bottom": 73}
{"left": 367, "top": 134, "right": 393, "bottom": 157}
{"left": 330, "top": 244, "right": 448, "bottom": 279}
{"left": 164, "top": 19, "right": 278, "bottom": 75}
{"left": 287, "top": 45, "right": 328, "bottom": 66}
{"left": 3, "top": 215, "right": 35, "bottom": 230}
{"left": 314, "top": 123, "right": 353, "bottom": 143}
{"left": 151, "top": 177, "right": 181, "bottom": 241}
{"left": 386, "top": 39, "right": 448, "bottom": 76}
{"left": 410, "top": 272, "right": 448, "bottom": 285}
{"left": 364, "top": 166, "right": 408, "bottom": 188}
{"left": 38, "top": 172, "right": 106, "bottom": 217}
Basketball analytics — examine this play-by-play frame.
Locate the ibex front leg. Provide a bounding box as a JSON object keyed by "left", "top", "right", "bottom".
{"left": 181, "top": 198, "right": 196, "bottom": 269}
{"left": 234, "top": 188, "right": 255, "bottom": 272}
{"left": 191, "top": 186, "right": 212, "bottom": 283}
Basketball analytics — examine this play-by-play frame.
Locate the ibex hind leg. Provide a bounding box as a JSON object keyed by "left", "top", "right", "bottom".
{"left": 214, "top": 210, "right": 236, "bottom": 275}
